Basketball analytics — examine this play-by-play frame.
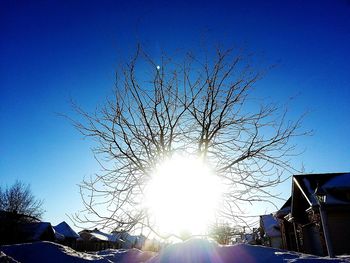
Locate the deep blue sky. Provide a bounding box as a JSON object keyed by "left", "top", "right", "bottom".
{"left": 1, "top": 0, "right": 350, "bottom": 226}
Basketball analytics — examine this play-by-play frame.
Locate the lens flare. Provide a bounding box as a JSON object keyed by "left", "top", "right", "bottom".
{"left": 144, "top": 155, "right": 223, "bottom": 236}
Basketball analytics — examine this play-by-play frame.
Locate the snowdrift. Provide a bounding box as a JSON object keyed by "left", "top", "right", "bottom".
{"left": 96, "top": 248, "right": 155, "bottom": 262}
{"left": 1, "top": 239, "right": 349, "bottom": 263}
{"left": 149, "top": 238, "right": 348, "bottom": 263}
{"left": 0, "top": 242, "right": 110, "bottom": 263}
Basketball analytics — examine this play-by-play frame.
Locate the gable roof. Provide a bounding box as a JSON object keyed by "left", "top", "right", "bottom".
{"left": 79, "top": 229, "right": 122, "bottom": 243}
{"left": 111, "top": 231, "right": 145, "bottom": 246}
{"left": 90, "top": 230, "right": 117, "bottom": 242}
{"left": 54, "top": 221, "right": 80, "bottom": 239}
{"left": 275, "top": 197, "right": 291, "bottom": 219}
{"left": 293, "top": 173, "right": 350, "bottom": 204}
{"left": 20, "top": 222, "right": 55, "bottom": 241}
{"left": 291, "top": 173, "right": 350, "bottom": 217}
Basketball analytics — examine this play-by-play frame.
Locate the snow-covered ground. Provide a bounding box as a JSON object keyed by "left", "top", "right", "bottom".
{"left": 1, "top": 239, "right": 349, "bottom": 263}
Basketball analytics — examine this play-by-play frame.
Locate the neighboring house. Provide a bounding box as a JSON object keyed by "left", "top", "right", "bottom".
{"left": 77, "top": 228, "right": 123, "bottom": 251}
{"left": 277, "top": 173, "right": 350, "bottom": 256}
{"left": 111, "top": 230, "right": 147, "bottom": 249}
{"left": 275, "top": 197, "right": 299, "bottom": 252}
{"left": 0, "top": 210, "right": 54, "bottom": 244}
{"left": 259, "top": 214, "right": 282, "bottom": 248}
{"left": 19, "top": 222, "right": 55, "bottom": 243}
{"left": 53, "top": 221, "right": 80, "bottom": 249}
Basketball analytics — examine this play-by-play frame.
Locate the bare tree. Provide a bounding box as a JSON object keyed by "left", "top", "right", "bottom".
{"left": 70, "top": 45, "right": 307, "bottom": 237}
{"left": 0, "top": 181, "right": 44, "bottom": 219}
{"left": 209, "top": 223, "right": 239, "bottom": 245}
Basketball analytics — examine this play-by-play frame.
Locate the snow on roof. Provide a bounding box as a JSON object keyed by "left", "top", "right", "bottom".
{"left": 260, "top": 214, "right": 281, "bottom": 238}
{"left": 294, "top": 173, "right": 350, "bottom": 207}
{"left": 90, "top": 230, "right": 112, "bottom": 241}
{"left": 323, "top": 173, "right": 350, "bottom": 190}
{"left": 111, "top": 231, "right": 143, "bottom": 246}
{"left": 276, "top": 206, "right": 290, "bottom": 217}
{"left": 82, "top": 229, "right": 122, "bottom": 242}
{"left": 21, "top": 222, "right": 54, "bottom": 241}
{"left": 54, "top": 221, "right": 80, "bottom": 239}
{"left": 54, "top": 230, "right": 65, "bottom": 241}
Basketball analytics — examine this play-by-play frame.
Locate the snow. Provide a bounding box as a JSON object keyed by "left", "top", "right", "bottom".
{"left": 20, "top": 222, "right": 54, "bottom": 241}
{"left": 0, "top": 251, "right": 19, "bottom": 263}
{"left": 1, "top": 239, "right": 349, "bottom": 263}
{"left": 89, "top": 230, "right": 115, "bottom": 242}
{"left": 323, "top": 174, "right": 350, "bottom": 190}
{"left": 0, "top": 241, "right": 109, "bottom": 263}
{"left": 260, "top": 214, "right": 281, "bottom": 237}
{"left": 148, "top": 239, "right": 349, "bottom": 263}
{"left": 54, "top": 231, "right": 65, "bottom": 241}
{"left": 54, "top": 221, "right": 80, "bottom": 239}
{"left": 112, "top": 232, "right": 145, "bottom": 248}
{"left": 95, "top": 248, "right": 155, "bottom": 262}
{"left": 300, "top": 174, "right": 350, "bottom": 206}
{"left": 80, "top": 229, "right": 123, "bottom": 243}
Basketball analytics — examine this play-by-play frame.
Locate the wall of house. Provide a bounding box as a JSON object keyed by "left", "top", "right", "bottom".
{"left": 269, "top": 237, "right": 282, "bottom": 249}
{"left": 301, "top": 223, "right": 323, "bottom": 256}
{"left": 327, "top": 209, "right": 350, "bottom": 255}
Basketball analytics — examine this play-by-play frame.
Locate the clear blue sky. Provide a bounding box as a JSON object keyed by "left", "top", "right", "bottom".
{"left": 1, "top": 0, "right": 350, "bottom": 226}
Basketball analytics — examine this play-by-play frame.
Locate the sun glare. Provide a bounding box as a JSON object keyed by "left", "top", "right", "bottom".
{"left": 144, "top": 155, "right": 223, "bottom": 236}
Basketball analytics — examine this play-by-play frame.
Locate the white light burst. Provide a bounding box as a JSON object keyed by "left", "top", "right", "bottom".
{"left": 144, "top": 155, "right": 223, "bottom": 236}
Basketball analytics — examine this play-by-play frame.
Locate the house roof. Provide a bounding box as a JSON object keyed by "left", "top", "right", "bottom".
{"left": 79, "top": 229, "right": 123, "bottom": 243}
{"left": 20, "top": 222, "right": 54, "bottom": 241}
{"left": 111, "top": 231, "right": 145, "bottom": 246}
{"left": 293, "top": 173, "right": 350, "bottom": 205}
{"left": 90, "top": 230, "right": 117, "bottom": 242}
{"left": 54, "top": 221, "right": 80, "bottom": 239}
{"left": 275, "top": 197, "right": 291, "bottom": 219}
{"left": 291, "top": 173, "right": 350, "bottom": 218}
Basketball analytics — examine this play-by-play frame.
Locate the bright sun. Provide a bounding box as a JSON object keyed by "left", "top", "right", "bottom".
{"left": 144, "top": 155, "right": 223, "bottom": 236}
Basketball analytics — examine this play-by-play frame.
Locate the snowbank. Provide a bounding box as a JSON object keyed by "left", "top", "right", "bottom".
{"left": 0, "top": 241, "right": 109, "bottom": 263}
{"left": 148, "top": 238, "right": 349, "bottom": 263}
{"left": 96, "top": 248, "right": 155, "bottom": 262}
{"left": 0, "top": 251, "right": 19, "bottom": 263}
{"left": 0, "top": 239, "right": 349, "bottom": 263}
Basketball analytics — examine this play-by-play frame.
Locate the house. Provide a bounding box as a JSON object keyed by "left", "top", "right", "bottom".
{"left": 259, "top": 214, "right": 282, "bottom": 248}
{"left": 0, "top": 210, "right": 55, "bottom": 244}
{"left": 77, "top": 228, "right": 123, "bottom": 251}
{"left": 278, "top": 173, "right": 350, "bottom": 256}
{"left": 53, "top": 221, "right": 80, "bottom": 249}
{"left": 19, "top": 222, "right": 55, "bottom": 242}
{"left": 111, "top": 230, "right": 146, "bottom": 249}
{"left": 275, "top": 197, "right": 299, "bottom": 252}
